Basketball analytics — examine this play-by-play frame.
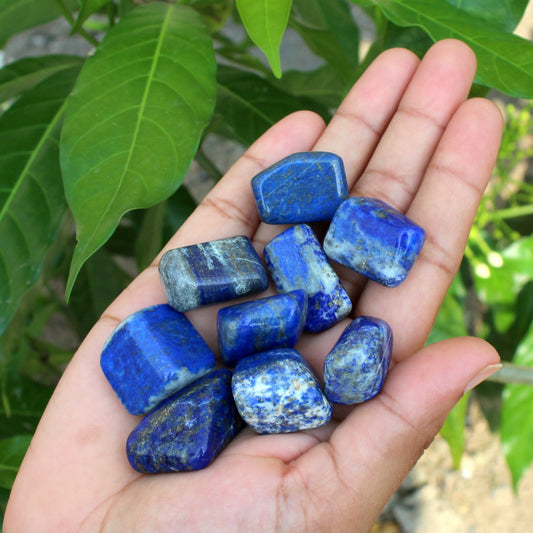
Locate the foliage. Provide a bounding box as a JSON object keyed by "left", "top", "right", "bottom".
{"left": 1, "top": 0, "right": 533, "bottom": 512}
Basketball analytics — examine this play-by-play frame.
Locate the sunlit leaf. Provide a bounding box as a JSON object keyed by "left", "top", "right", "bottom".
{"left": 236, "top": 0, "right": 292, "bottom": 77}
{"left": 61, "top": 2, "right": 217, "bottom": 299}
{"left": 501, "top": 323, "right": 533, "bottom": 489}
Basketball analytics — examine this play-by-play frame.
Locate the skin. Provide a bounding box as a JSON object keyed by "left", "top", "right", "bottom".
{"left": 5, "top": 39, "right": 503, "bottom": 532}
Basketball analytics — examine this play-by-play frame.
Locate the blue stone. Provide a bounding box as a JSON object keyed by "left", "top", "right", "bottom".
{"left": 324, "top": 316, "right": 393, "bottom": 404}
{"left": 251, "top": 151, "right": 349, "bottom": 224}
{"left": 159, "top": 235, "right": 269, "bottom": 312}
{"left": 100, "top": 304, "right": 216, "bottom": 415}
{"left": 126, "top": 369, "right": 242, "bottom": 473}
{"left": 232, "top": 348, "right": 332, "bottom": 434}
{"left": 324, "top": 197, "right": 425, "bottom": 287}
{"left": 263, "top": 224, "right": 351, "bottom": 332}
{"left": 217, "top": 290, "right": 308, "bottom": 367}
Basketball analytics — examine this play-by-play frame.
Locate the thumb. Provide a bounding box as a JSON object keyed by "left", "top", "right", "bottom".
{"left": 288, "top": 337, "right": 500, "bottom": 532}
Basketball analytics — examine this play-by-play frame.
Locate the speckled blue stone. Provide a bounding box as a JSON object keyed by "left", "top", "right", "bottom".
{"left": 324, "top": 316, "right": 393, "bottom": 404}
{"left": 217, "top": 290, "right": 308, "bottom": 367}
{"left": 126, "top": 369, "right": 242, "bottom": 473}
{"left": 100, "top": 304, "right": 215, "bottom": 415}
{"left": 263, "top": 224, "right": 351, "bottom": 332}
{"left": 159, "top": 236, "right": 269, "bottom": 312}
{"left": 251, "top": 152, "right": 349, "bottom": 224}
{"left": 232, "top": 348, "right": 332, "bottom": 434}
{"left": 324, "top": 197, "right": 425, "bottom": 287}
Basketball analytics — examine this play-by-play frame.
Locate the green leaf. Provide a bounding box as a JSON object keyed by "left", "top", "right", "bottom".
{"left": 72, "top": 0, "right": 112, "bottom": 34}
{"left": 0, "top": 0, "right": 79, "bottom": 46}
{"left": 440, "top": 392, "right": 470, "bottom": 469}
{"left": 0, "top": 375, "right": 53, "bottom": 439}
{"left": 0, "top": 65, "right": 81, "bottom": 338}
{"left": 0, "top": 55, "right": 83, "bottom": 105}
{"left": 365, "top": 0, "right": 533, "bottom": 98}
{"left": 164, "top": 184, "right": 197, "bottom": 238}
{"left": 69, "top": 248, "right": 131, "bottom": 337}
{"left": 445, "top": 0, "right": 528, "bottom": 33}
{"left": 214, "top": 65, "right": 331, "bottom": 146}
{"left": 291, "top": 0, "right": 359, "bottom": 85}
{"left": 61, "top": 2, "right": 217, "bottom": 299}
{"left": 135, "top": 202, "right": 166, "bottom": 271}
{"left": 501, "top": 323, "right": 533, "bottom": 489}
{"left": 0, "top": 435, "right": 32, "bottom": 490}
{"left": 236, "top": 0, "right": 292, "bottom": 78}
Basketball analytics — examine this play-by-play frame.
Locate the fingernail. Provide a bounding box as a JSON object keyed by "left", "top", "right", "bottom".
{"left": 464, "top": 363, "right": 502, "bottom": 394}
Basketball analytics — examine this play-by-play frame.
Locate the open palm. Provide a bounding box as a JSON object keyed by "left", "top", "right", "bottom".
{"left": 5, "top": 39, "right": 503, "bottom": 533}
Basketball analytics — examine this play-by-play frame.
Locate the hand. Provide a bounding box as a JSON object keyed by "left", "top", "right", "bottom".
{"left": 5, "top": 39, "right": 503, "bottom": 533}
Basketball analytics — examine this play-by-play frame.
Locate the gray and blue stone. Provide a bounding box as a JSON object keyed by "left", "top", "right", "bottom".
{"left": 232, "top": 348, "right": 332, "bottom": 434}
{"left": 324, "top": 316, "right": 393, "bottom": 405}
{"left": 100, "top": 304, "right": 215, "bottom": 415}
{"left": 251, "top": 151, "right": 349, "bottom": 224}
{"left": 126, "top": 369, "right": 243, "bottom": 473}
{"left": 324, "top": 197, "right": 425, "bottom": 287}
{"left": 159, "top": 235, "right": 269, "bottom": 312}
{"left": 217, "top": 290, "right": 308, "bottom": 367}
{"left": 263, "top": 224, "right": 351, "bottom": 332}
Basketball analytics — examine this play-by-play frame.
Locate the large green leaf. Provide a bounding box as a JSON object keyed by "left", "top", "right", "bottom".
{"left": 214, "top": 65, "right": 331, "bottom": 146}
{"left": 0, "top": 0, "right": 79, "bottom": 46}
{"left": 360, "top": 0, "right": 533, "bottom": 98}
{"left": 445, "top": 0, "right": 528, "bottom": 32}
{"left": 291, "top": 0, "right": 359, "bottom": 85}
{"left": 0, "top": 66, "right": 81, "bottom": 338}
{"left": 61, "top": 2, "right": 217, "bottom": 299}
{"left": 501, "top": 323, "right": 533, "bottom": 489}
{"left": 236, "top": 0, "right": 292, "bottom": 78}
{"left": 0, "top": 435, "right": 32, "bottom": 490}
{"left": 0, "top": 55, "right": 83, "bottom": 105}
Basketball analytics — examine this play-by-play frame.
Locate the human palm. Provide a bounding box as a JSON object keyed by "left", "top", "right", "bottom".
{"left": 5, "top": 39, "right": 503, "bottom": 532}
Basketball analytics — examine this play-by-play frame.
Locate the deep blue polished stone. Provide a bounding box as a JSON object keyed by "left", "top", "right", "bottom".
{"left": 232, "top": 348, "right": 332, "bottom": 434}
{"left": 324, "top": 197, "right": 425, "bottom": 287}
{"left": 217, "top": 290, "right": 308, "bottom": 367}
{"left": 126, "top": 369, "right": 242, "bottom": 473}
{"left": 324, "top": 316, "right": 392, "bottom": 404}
{"left": 159, "top": 235, "right": 269, "bottom": 312}
{"left": 263, "top": 224, "right": 351, "bottom": 332}
{"left": 251, "top": 151, "right": 349, "bottom": 224}
{"left": 100, "top": 304, "right": 215, "bottom": 415}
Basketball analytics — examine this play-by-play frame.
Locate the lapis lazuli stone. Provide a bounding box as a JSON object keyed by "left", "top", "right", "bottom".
{"left": 232, "top": 348, "right": 332, "bottom": 434}
{"left": 217, "top": 290, "right": 308, "bottom": 367}
{"left": 126, "top": 369, "right": 242, "bottom": 473}
{"left": 159, "top": 235, "right": 269, "bottom": 312}
{"left": 324, "top": 316, "right": 393, "bottom": 405}
{"left": 324, "top": 197, "right": 425, "bottom": 287}
{"left": 251, "top": 151, "right": 349, "bottom": 224}
{"left": 263, "top": 224, "right": 351, "bottom": 332}
{"left": 100, "top": 304, "right": 216, "bottom": 415}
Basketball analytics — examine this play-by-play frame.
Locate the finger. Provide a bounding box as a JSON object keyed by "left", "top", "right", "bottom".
{"left": 353, "top": 39, "right": 477, "bottom": 210}
{"left": 282, "top": 337, "right": 500, "bottom": 532}
{"left": 356, "top": 97, "right": 504, "bottom": 361}
{"left": 6, "top": 111, "right": 326, "bottom": 529}
{"left": 253, "top": 46, "right": 420, "bottom": 250}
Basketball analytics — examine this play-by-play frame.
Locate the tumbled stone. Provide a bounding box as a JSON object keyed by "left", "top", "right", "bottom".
{"left": 232, "top": 348, "right": 332, "bottom": 434}
{"left": 159, "top": 235, "right": 269, "bottom": 312}
{"left": 263, "top": 224, "right": 351, "bottom": 332}
{"left": 324, "top": 316, "right": 393, "bottom": 404}
{"left": 251, "top": 151, "right": 349, "bottom": 224}
{"left": 100, "top": 304, "right": 215, "bottom": 415}
{"left": 324, "top": 197, "right": 425, "bottom": 287}
{"left": 126, "top": 369, "right": 242, "bottom": 473}
{"left": 217, "top": 290, "right": 308, "bottom": 367}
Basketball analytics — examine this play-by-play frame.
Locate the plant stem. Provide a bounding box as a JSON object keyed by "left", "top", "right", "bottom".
{"left": 196, "top": 148, "right": 223, "bottom": 182}
{"left": 488, "top": 362, "right": 533, "bottom": 386}
{"left": 54, "top": 0, "right": 100, "bottom": 47}
{"left": 487, "top": 203, "right": 533, "bottom": 221}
